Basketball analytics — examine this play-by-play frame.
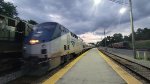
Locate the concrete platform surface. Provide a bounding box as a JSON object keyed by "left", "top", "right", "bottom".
{"left": 56, "top": 48, "right": 126, "bottom": 84}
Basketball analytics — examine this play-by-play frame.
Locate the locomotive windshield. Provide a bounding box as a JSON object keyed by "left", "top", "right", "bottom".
{"left": 33, "top": 22, "right": 56, "bottom": 30}
{"left": 24, "top": 22, "right": 61, "bottom": 44}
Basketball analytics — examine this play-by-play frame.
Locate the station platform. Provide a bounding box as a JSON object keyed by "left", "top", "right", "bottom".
{"left": 43, "top": 48, "right": 142, "bottom": 84}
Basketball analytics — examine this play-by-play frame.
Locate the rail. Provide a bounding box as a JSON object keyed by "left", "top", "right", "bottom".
{"left": 99, "top": 49, "right": 150, "bottom": 83}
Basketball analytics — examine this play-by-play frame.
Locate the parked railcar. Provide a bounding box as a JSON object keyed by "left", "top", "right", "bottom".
{"left": 0, "top": 14, "right": 34, "bottom": 74}
{"left": 0, "top": 14, "right": 33, "bottom": 55}
{"left": 110, "top": 41, "right": 129, "bottom": 49}
{"left": 23, "top": 22, "right": 87, "bottom": 75}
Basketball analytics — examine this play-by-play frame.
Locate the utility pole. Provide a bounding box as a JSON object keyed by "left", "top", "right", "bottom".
{"left": 104, "top": 28, "right": 106, "bottom": 47}
{"left": 129, "top": 0, "right": 136, "bottom": 58}
{"left": 107, "top": 0, "right": 136, "bottom": 58}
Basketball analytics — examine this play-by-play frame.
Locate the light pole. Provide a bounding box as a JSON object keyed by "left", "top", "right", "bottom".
{"left": 104, "top": 28, "right": 106, "bottom": 47}
{"left": 93, "top": 0, "right": 136, "bottom": 58}
{"left": 115, "top": 0, "right": 136, "bottom": 59}
{"left": 128, "top": 0, "right": 136, "bottom": 58}
{"left": 104, "top": 28, "right": 107, "bottom": 51}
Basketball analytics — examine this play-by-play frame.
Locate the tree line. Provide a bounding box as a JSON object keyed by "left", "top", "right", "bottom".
{"left": 96, "top": 28, "right": 150, "bottom": 47}
{"left": 0, "top": 0, "right": 38, "bottom": 25}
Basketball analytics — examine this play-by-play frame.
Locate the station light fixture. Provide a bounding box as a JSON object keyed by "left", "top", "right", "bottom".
{"left": 119, "top": 7, "right": 127, "bottom": 14}
{"left": 96, "top": 0, "right": 136, "bottom": 58}
{"left": 94, "top": 0, "right": 102, "bottom": 6}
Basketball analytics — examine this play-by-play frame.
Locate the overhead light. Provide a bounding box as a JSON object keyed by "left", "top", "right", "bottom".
{"left": 94, "top": 0, "right": 102, "bottom": 6}
{"left": 119, "top": 7, "right": 127, "bottom": 14}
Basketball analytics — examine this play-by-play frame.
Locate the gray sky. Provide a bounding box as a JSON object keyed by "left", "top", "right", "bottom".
{"left": 5, "top": 0, "right": 150, "bottom": 43}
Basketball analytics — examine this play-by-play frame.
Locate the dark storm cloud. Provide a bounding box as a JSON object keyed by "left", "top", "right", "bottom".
{"left": 133, "top": 0, "right": 150, "bottom": 19}
{"left": 6, "top": 0, "right": 150, "bottom": 35}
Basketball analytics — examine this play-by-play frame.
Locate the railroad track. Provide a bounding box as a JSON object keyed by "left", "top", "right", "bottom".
{"left": 0, "top": 52, "right": 22, "bottom": 76}
{"left": 0, "top": 52, "right": 24, "bottom": 84}
{"left": 8, "top": 57, "right": 78, "bottom": 84}
{"left": 0, "top": 69, "right": 25, "bottom": 84}
{"left": 0, "top": 58, "right": 25, "bottom": 84}
{"left": 99, "top": 49, "right": 150, "bottom": 83}
{"left": 0, "top": 49, "right": 90, "bottom": 84}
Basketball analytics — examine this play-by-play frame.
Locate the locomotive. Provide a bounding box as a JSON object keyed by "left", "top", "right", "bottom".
{"left": 0, "top": 14, "right": 33, "bottom": 55}
{"left": 23, "top": 22, "right": 89, "bottom": 75}
{"left": 0, "top": 14, "right": 33, "bottom": 74}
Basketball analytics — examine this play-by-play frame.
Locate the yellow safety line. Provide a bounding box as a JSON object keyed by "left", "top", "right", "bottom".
{"left": 42, "top": 50, "right": 89, "bottom": 84}
{"left": 98, "top": 50, "right": 142, "bottom": 84}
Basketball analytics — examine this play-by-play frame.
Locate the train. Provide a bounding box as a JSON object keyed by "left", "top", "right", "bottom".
{"left": 0, "top": 14, "right": 34, "bottom": 73}
{"left": 0, "top": 14, "right": 33, "bottom": 56}
{"left": 108, "top": 41, "right": 130, "bottom": 49}
{"left": 23, "top": 22, "right": 90, "bottom": 75}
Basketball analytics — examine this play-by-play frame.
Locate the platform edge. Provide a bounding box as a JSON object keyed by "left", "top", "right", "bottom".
{"left": 98, "top": 49, "right": 142, "bottom": 84}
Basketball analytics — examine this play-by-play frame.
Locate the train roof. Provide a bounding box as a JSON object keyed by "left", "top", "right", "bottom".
{"left": 33, "top": 22, "right": 84, "bottom": 41}
{"left": 34, "top": 22, "right": 67, "bottom": 30}
{"left": 0, "top": 14, "right": 34, "bottom": 26}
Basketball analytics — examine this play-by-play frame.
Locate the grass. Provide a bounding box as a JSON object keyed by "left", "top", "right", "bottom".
{"left": 129, "top": 40, "right": 150, "bottom": 49}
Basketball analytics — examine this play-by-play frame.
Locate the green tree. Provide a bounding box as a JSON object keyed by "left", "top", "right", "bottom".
{"left": 134, "top": 28, "right": 150, "bottom": 40}
{"left": 124, "top": 35, "right": 130, "bottom": 41}
{"left": 88, "top": 43, "right": 95, "bottom": 46}
{"left": 142, "top": 28, "right": 150, "bottom": 40}
{"left": 113, "top": 33, "right": 123, "bottom": 42}
{"left": 0, "top": 0, "right": 18, "bottom": 17}
{"left": 96, "top": 41, "right": 101, "bottom": 47}
{"left": 97, "top": 33, "right": 124, "bottom": 47}
{"left": 135, "top": 28, "right": 143, "bottom": 40}
{"left": 97, "top": 28, "right": 150, "bottom": 47}
{"left": 28, "top": 20, "right": 38, "bottom": 25}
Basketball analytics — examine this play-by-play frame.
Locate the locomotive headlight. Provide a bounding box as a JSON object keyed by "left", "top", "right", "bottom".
{"left": 29, "top": 39, "right": 39, "bottom": 45}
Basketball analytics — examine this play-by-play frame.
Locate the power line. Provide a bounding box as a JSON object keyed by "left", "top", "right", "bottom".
{"left": 109, "top": 0, "right": 128, "bottom": 5}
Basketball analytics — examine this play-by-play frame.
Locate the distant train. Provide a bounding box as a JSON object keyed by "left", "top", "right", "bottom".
{"left": 23, "top": 22, "right": 90, "bottom": 75}
{"left": 108, "top": 41, "right": 130, "bottom": 49}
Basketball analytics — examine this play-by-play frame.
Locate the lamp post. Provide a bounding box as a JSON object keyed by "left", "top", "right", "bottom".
{"left": 128, "top": 0, "right": 136, "bottom": 58}
{"left": 104, "top": 28, "right": 106, "bottom": 47}
{"left": 116, "top": 0, "right": 136, "bottom": 59}
{"left": 93, "top": 0, "right": 136, "bottom": 58}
